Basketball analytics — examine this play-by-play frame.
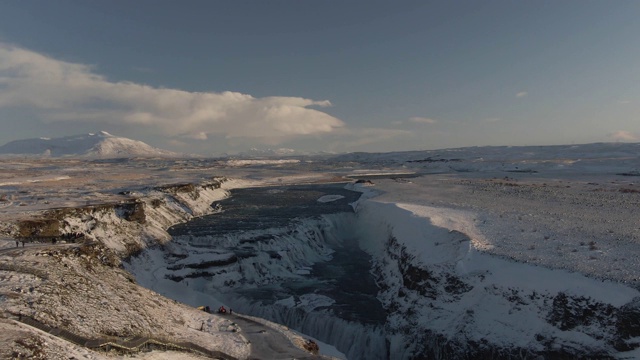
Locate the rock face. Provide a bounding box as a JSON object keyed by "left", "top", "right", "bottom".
{"left": 17, "top": 201, "right": 147, "bottom": 238}
{"left": 13, "top": 178, "right": 228, "bottom": 257}
{"left": 547, "top": 292, "right": 616, "bottom": 333}
{"left": 616, "top": 297, "right": 640, "bottom": 351}
{"left": 373, "top": 235, "right": 631, "bottom": 359}
{"left": 303, "top": 339, "right": 320, "bottom": 354}
{"left": 16, "top": 219, "right": 61, "bottom": 238}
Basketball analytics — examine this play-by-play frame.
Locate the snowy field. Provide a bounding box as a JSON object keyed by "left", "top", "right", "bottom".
{"left": 361, "top": 174, "right": 640, "bottom": 286}
{"left": 1, "top": 142, "right": 640, "bottom": 358}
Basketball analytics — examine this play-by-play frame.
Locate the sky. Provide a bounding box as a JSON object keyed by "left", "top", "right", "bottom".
{"left": 0, "top": 0, "right": 639, "bottom": 155}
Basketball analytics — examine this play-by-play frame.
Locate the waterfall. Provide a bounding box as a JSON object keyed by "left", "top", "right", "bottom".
{"left": 188, "top": 213, "right": 391, "bottom": 359}
{"left": 227, "top": 296, "right": 388, "bottom": 360}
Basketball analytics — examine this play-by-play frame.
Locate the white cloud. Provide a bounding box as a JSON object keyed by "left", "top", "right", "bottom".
{"left": 516, "top": 91, "right": 528, "bottom": 98}
{"left": 0, "top": 44, "right": 344, "bottom": 144}
{"left": 617, "top": 100, "right": 631, "bottom": 104}
{"left": 608, "top": 130, "right": 638, "bottom": 142}
{"left": 409, "top": 116, "right": 437, "bottom": 124}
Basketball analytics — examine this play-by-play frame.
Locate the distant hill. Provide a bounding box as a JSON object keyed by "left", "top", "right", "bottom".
{"left": 0, "top": 131, "right": 179, "bottom": 158}
{"left": 224, "top": 148, "right": 337, "bottom": 159}
{"left": 329, "top": 142, "right": 640, "bottom": 164}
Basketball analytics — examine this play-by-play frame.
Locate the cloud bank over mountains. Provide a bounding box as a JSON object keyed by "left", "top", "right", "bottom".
{"left": 0, "top": 43, "right": 344, "bottom": 145}
{"left": 1, "top": 42, "right": 636, "bottom": 154}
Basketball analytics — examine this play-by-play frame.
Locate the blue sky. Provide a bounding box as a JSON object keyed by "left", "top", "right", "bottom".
{"left": 1, "top": 1, "right": 639, "bottom": 155}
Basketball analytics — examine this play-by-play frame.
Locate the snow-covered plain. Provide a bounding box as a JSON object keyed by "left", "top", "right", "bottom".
{"left": 1, "top": 141, "right": 640, "bottom": 359}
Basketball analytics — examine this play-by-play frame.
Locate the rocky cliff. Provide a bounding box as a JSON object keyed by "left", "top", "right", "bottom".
{"left": 14, "top": 177, "right": 228, "bottom": 258}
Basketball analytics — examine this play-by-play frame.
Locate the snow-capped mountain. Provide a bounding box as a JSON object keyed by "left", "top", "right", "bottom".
{"left": 0, "top": 131, "right": 178, "bottom": 158}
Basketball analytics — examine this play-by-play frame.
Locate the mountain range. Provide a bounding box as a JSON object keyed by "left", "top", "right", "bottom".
{"left": 0, "top": 131, "right": 178, "bottom": 158}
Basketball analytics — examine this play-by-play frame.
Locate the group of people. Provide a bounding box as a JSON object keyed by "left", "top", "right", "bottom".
{"left": 15, "top": 232, "right": 85, "bottom": 247}
{"left": 61, "top": 232, "right": 84, "bottom": 241}
{"left": 198, "top": 305, "right": 233, "bottom": 315}
{"left": 53, "top": 232, "right": 84, "bottom": 243}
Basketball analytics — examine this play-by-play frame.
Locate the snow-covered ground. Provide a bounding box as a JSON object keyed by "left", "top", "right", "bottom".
{"left": 354, "top": 174, "right": 640, "bottom": 286}
{"left": 1, "top": 142, "right": 640, "bottom": 359}
{"left": 0, "top": 156, "right": 341, "bottom": 359}
{"left": 350, "top": 179, "right": 640, "bottom": 357}
{"left": 0, "top": 242, "right": 251, "bottom": 359}
{"left": 225, "top": 159, "right": 301, "bottom": 167}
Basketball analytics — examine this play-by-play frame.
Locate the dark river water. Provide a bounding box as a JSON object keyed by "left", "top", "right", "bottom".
{"left": 168, "top": 183, "right": 386, "bottom": 325}
{"left": 170, "top": 183, "right": 359, "bottom": 237}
